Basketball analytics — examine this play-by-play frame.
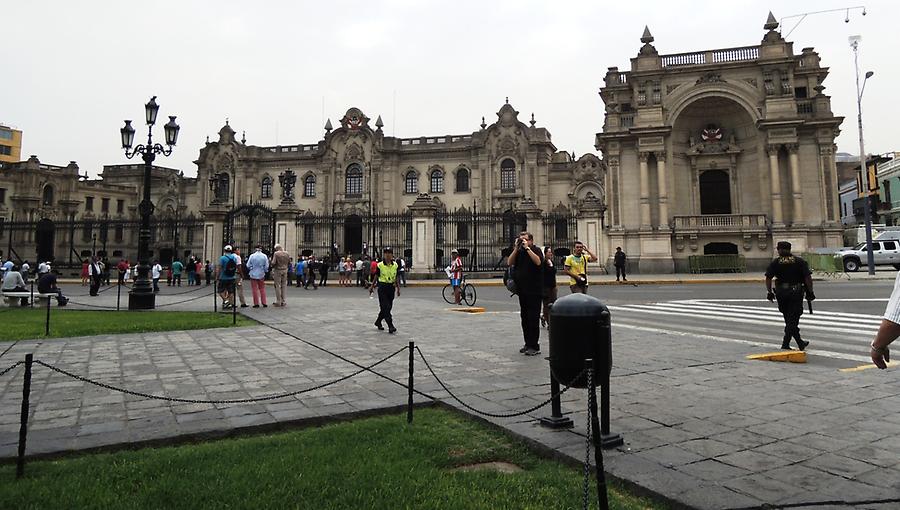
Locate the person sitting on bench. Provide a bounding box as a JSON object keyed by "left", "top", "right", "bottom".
{"left": 37, "top": 270, "right": 67, "bottom": 306}
{"left": 1, "top": 265, "right": 29, "bottom": 306}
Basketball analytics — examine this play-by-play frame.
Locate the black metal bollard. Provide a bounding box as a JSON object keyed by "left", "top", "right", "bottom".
{"left": 407, "top": 341, "right": 414, "bottom": 424}
{"left": 232, "top": 293, "right": 237, "bottom": 325}
{"left": 586, "top": 360, "right": 609, "bottom": 510}
{"left": 30, "top": 279, "right": 34, "bottom": 309}
{"left": 16, "top": 354, "right": 33, "bottom": 479}
{"left": 540, "top": 368, "right": 574, "bottom": 429}
{"left": 45, "top": 293, "right": 51, "bottom": 336}
{"left": 213, "top": 281, "right": 217, "bottom": 313}
{"left": 116, "top": 280, "right": 122, "bottom": 311}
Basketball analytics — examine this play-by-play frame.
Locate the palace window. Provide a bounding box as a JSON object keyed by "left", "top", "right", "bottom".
{"left": 500, "top": 159, "right": 516, "bottom": 192}
{"left": 345, "top": 164, "right": 363, "bottom": 196}
{"left": 101, "top": 198, "right": 109, "bottom": 213}
{"left": 0, "top": 188, "right": 6, "bottom": 203}
{"left": 85, "top": 196, "right": 94, "bottom": 211}
{"left": 42, "top": 186, "right": 54, "bottom": 206}
{"left": 261, "top": 176, "right": 273, "bottom": 199}
{"left": 116, "top": 199, "right": 124, "bottom": 214}
{"left": 430, "top": 169, "right": 444, "bottom": 193}
{"left": 455, "top": 168, "right": 470, "bottom": 192}
{"left": 304, "top": 175, "right": 316, "bottom": 197}
{"left": 82, "top": 220, "right": 93, "bottom": 242}
{"left": 303, "top": 224, "right": 314, "bottom": 243}
{"left": 114, "top": 225, "right": 124, "bottom": 242}
{"left": 217, "top": 173, "right": 230, "bottom": 202}
{"left": 404, "top": 171, "right": 418, "bottom": 194}
{"left": 0, "top": 146, "right": 11, "bottom": 156}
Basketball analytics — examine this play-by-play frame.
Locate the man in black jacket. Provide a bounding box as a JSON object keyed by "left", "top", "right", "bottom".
{"left": 507, "top": 231, "right": 544, "bottom": 356}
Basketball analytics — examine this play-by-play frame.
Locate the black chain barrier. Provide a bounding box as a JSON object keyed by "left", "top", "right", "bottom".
{"left": 265, "top": 324, "right": 436, "bottom": 401}
{"left": 62, "top": 300, "right": 120, "bottom": 310}
{"left": 415, "top": 346, "right": 586, "bottom": 419}
{"left": 0, "top": 361, "right": 23, "bottom": 378}
{"left": 33, "top": 346, "right": 407, "bottom": 404}
{"left": 0, "top": 341, "right": 20, "bottom": 360}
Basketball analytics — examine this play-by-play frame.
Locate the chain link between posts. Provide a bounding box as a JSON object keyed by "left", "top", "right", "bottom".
{"left": 416, "top": 345, "right": 586, "bottom": 419}
{"left": 33, "top": 346, "right": 407, "bottom": 404}
{"left": 0, "top": 361, "right": 23, "bottom": 378}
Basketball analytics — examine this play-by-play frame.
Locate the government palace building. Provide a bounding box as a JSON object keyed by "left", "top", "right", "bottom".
{"left": 0, "top": 14, "right": 843, "bottom": 274}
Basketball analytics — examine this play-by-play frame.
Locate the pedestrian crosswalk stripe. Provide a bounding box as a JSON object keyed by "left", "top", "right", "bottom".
{"left": 610, "top": 304, "right": 878, "bottom": 336}
{"left": 660, "top": 302, "right": 880, "bottom": 326}
{"left": 680, "top": 300, "right": 883, "bottom": 321}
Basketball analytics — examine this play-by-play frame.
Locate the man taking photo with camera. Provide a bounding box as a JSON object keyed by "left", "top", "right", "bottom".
{"left": 507, "top": 231, "right": 544, "bottom": 356}
{"left": 564, "top": 241, "right": 596, "bottom": 294}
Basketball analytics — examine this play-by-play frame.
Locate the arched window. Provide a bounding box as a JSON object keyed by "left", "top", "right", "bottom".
{"left": 42, "top": 185, "right": 54, "bottom": 206}
{"left": 500, "top": 159, "right": 516, "bottom": 192}
{"left": 404, "top": 171, "right": 418, "bottom": 194}
{"left": 303, "top": 175, "right": 316, "bottom": 197}
{"left": 345, "top": 164, "right": 363, "bottom": 196}
{"left": 455, "top": 168, "right": 470, "bottom": 192}
{"left": 430, "top": 169, "right": 444, "bottom": 193}
{"left": 217, "top": 173, "right": 230, "bottom": 202}
{"left": 261, "top": 176, "right": 273, "bottom": 199}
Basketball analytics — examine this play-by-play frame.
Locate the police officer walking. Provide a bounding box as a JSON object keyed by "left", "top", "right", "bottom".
{"left": 765, "top": 241, "right": 815, "bottom": 350}
{"left": 374, "top": 247, "right": 401, "bottom": 334}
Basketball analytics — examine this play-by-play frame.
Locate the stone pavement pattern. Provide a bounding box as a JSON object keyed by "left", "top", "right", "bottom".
{"left": 2, "top": 286, "right": 900, "bottom": 509}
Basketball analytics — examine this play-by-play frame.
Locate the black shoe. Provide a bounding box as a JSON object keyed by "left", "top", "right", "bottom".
{"left": 519, "top": 346, "right": 528, "bottom": 354}
{"left": 797, "top": 339, "right": 809, "bottom": 351}
{"left": 388, "top": 326, "right": 397, "bottom": 334}
{"left": 252, "top": 304, "right": 259, "bottom": 308}
{"left": 240, "top": 304, "right": 248, "bottom": 308}
{"left": 781, "top": 343, "right": 791, "bottom": 350}
{"left": 524, "top": 348, "right": 541, "bottom": 356}
{"left": 263, "top": 304, "right": 268, "bottom": 308}
{"left": 375, "top": 321, "right": 384, "bottom": 331}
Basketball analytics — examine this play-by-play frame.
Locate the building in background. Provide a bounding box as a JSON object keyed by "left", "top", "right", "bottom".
{"left": 596, "top": 13, "right": 844, "bottom": 272}
{"left": 0, "top": 125, "right": 22, "bottom": 163}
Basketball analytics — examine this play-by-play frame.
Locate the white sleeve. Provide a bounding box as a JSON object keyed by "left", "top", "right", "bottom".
{"left": 884, "top": 272, "right": 900, "bottom": 325}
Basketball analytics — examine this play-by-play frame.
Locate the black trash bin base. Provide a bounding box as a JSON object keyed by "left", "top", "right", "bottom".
{"left": 539, "top": 415, "right": 574, "bottom": 429}
{"left": 600, "top": 432, "right": 624, "bottom": 449}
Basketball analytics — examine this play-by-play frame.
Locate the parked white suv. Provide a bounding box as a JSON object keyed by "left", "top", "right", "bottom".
{"left": 836, "top": 240, "right": 900, "bottom": 272}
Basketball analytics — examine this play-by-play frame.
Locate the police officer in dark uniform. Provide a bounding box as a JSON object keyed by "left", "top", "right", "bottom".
{"left": 765, "top": 241, "right": 815, "bottom": 350}
{"left": 373, "top": 247, "right": 401, "bottom": 334}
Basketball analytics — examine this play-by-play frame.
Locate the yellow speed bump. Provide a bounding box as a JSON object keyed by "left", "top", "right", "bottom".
{"left": 448, "top": 307, "right": 486, "bottom": 314}
{"left": 840, "top": 362, "right": 895, "bottom": 373}
{"left": 746, "top": 351, "right": 807, "bottom": 363}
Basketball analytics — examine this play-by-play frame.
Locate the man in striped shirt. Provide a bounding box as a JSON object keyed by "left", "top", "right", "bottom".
{"left": 871, "top": 272, "right": 900, "bottom": 369}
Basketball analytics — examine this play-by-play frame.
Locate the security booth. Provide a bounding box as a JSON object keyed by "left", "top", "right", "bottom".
{"left": 541, "top": 293, "right": 623, "bottom": 448}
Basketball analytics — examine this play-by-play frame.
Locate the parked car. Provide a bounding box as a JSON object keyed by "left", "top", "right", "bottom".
{"left": 836, "top": 239, "right": 900, "bottom": 271}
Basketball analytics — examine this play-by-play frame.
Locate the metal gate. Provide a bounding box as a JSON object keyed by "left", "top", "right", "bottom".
{"left": 224, "top": 204, "right": 276, "bottom": 255}
{"left": 294, "top": 211, "right": 412, "bottom": 263}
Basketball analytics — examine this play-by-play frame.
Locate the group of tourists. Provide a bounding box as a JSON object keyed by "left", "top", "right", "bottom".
{"left": 150, "top": 256, "right": 208, "bottom": 293}
{"left": 1, "top": 258, "right": 67, "bottom": 306}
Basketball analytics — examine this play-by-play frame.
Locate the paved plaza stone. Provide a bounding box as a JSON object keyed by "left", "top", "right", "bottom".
{"left": 3, "top": 285, "right": 900, "bottom": 509}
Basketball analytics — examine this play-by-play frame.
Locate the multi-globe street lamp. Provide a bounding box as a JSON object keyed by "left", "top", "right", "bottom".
{"left": 120, "top": 96, "right": 180, "bottom": 309}
{"left": 849, "top": 36, "right": 875, "bottom": 275}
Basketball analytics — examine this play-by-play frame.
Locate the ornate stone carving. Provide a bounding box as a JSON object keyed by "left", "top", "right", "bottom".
{"left": 696, "top": 72, "right": 726, "bottom": 85}
{"left": 339, "top": 107, "right": 369, "bottom": 130}
{"left": 279, "top": 170, "right": 297, "bottom": 204}
{"left": 345, "top": 142, "right": 363, "bottom": 162}
{"left": 744, "top": 78, "right": 758, "bottom": 88}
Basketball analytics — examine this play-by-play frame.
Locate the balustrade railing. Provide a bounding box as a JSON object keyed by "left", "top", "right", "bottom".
{"left": 673, "top": 214, "right": 768, "bottom": 231}
{"left": 660, "top": 46, "right": 759, "bottom": 67}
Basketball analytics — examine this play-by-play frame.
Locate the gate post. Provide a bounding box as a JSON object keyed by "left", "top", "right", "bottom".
{"left": 577, "top": 196, "right": 607, "bottom": 273}
{"left": 408, "top": 194, "right": 439, "bottom": 274}
{"left": 201, "top": 208, "right": 227, "bottom": 262}
{"left": 275, "top": 204, "right": 299, "bottom": 255}
{"left": 518, "top": 198, "right": 544, "bottom": 247}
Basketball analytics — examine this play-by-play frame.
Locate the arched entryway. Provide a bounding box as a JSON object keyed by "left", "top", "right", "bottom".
{"left": 699, "top": 170, "right": 732, "bottom": 214}
{"left": 344, "top": 214, "right": 362, "bottom": 255}
{"left": 703, "top": 242, "right": 738, "bottom": 255}
{"left": 36, "top": 218, "right": 55, "bottom": 262}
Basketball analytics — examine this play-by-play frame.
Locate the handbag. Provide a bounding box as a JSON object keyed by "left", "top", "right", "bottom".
{"left": 504, "top": 266, "right": 517, "bottom": 295}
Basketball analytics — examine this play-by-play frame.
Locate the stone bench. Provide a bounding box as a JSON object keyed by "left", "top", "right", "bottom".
{"left": 2, "top": 291, "right": 58, "bottom": 306}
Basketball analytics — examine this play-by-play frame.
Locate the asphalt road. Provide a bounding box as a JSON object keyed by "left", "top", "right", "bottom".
{"left": 459, "top": 279, "right": 898, "bottom": 369}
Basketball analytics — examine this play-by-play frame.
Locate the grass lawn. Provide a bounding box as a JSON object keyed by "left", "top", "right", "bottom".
{"left": 0, "top": 309, "right": 256, "bottom": 342}
{"left": 0, "top": 407, "right": 662, "bottom": 509}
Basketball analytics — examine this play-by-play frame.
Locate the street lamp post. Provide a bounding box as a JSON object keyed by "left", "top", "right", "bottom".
{"left": 120, "top": 96, "right": 180, "bottom": 309}
{"left": 850, "top": 36, "right": 875, "bottom": 275}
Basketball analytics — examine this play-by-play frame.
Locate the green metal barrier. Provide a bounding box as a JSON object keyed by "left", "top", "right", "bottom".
{"left": 801, "top": 252, "right": 843, "bottom": 274}
{"left": 687, "top": 254, "right": 746, "bottom": 274}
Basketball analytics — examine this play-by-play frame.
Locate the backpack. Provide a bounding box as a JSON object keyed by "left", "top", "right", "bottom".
{"left": 223, "top": 255, "right": 237, "bottom": 278}
{"left": 503, "top": 266, "right": 517, "bottom": 295}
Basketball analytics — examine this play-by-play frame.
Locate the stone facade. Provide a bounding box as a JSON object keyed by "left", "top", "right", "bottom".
{"left": 596, "top": 14, "right": 844, "bottom": 272}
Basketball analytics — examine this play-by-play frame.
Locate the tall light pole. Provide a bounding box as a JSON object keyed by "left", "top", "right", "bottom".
{"left": 850, "top": 35, "right": 875, "bottom": 275}
{"left": 120, "top": 96, "right": 180, "bottom": 309}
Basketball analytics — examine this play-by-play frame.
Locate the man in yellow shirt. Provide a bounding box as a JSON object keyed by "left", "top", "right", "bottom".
{"left": 564, "top": 241, "right": 597, "bottom": 294}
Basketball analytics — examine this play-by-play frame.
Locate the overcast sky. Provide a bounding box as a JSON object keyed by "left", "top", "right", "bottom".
{"left": 2, "top": 0, "right": 896, "bottom": 178}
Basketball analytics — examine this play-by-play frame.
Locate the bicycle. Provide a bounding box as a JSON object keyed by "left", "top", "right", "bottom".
{"left": 442, "top": 275, "right": 477, "bottom": 306}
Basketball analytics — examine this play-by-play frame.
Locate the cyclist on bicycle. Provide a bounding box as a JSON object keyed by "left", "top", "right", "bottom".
{"left": 449, "top": 248, "right": 463, "bottom": 305}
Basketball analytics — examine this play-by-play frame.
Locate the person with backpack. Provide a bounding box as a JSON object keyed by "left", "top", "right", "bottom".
{"left": 217, "top": 245, "right": 239, "bottom": 309}
{"left": 507, "top": 231, "right": 544, "bottom": 356}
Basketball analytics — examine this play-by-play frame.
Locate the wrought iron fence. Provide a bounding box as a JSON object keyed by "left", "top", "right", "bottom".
{"left": 0, "top": 216, "right": 204, "bottom": 268}
{"left": 434, "top": 208, "right": 576, "bottom": 272}
{"left": 224, "top": 204, "right": 276, "bottom": 256}
{"left": 294, "top": 211, "right": 413, "bottom": 264}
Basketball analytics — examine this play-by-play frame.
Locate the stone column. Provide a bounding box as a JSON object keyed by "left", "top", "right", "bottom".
{"left": 201, "top": 208, "right": 226, "bottom": 264}
{"left": 578, "top": 196, "right": 606, "bottom": 272}
{"left": 639, "top": 152, "right": 651, "bottom": 228}
{"left": 518, "top": 198, "right": 544, "bottom": 246}
{"left": 656, "top": 153, "right": 669, "bottom": 228}
{"left": 788, "top": 144, "right": 803, "bottom": 224}
{"left": 275, "top": 203, "right": 299, "bottom": 255}
{"left": 407, "top": 193, "right": 439, "bottom": 274}
{"left": 767, "top": 145, "right": 784, "bottom": 226}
